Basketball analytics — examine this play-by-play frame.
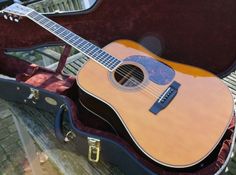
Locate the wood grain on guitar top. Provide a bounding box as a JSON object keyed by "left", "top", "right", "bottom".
{"left": 76, "top": 39, "right": 233, "bottom": 168}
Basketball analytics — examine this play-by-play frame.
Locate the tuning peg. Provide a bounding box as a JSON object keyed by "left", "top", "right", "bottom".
{"left": 9, "top": 15, "right": 13, "bottom": 21}
{"left": 14, "top": 17, "right": 19, "bottom": 23}
{"left": 3, "top": 14, "right": 8, "bottom": 20}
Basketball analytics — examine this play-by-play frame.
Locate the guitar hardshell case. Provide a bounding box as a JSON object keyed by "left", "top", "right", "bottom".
{"left": 0, "top": 0, "right": 235, "bottom": 174}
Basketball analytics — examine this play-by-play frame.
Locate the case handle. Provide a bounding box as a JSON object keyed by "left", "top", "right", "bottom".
{"left": 54, "top": 104, "right": 75, "bottom": 143}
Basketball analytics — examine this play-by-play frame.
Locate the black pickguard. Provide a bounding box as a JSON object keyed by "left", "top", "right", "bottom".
{"left": 124, "top": 55, "right": 175, "bottom": 85}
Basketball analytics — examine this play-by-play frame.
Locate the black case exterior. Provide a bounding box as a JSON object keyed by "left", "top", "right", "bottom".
{"left": 0, "top": 78, "right": 235, "bottom": 175}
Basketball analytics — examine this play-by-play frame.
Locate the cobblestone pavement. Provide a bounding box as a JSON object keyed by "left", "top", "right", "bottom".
{"left": 0, "top": 100, "right": 61, "bottom": 175}
{"left": 0, "top": 102, "right": 25, "bottom": 175}
{"left": 0, "top": 99, "right": 124, "bottom": 175}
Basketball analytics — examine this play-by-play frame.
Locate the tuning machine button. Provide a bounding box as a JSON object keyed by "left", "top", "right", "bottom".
{"left": 14, "top": 18, "right": 19, "bottom": 23}
{"left": 3, "top": 14, "right": 8, "bottom": 20}
{"left": 9, "top": 15, "right": 13, "bottom": 21}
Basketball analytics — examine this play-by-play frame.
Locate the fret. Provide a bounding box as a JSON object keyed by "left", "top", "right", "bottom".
{"left": 83, "top": 45, "right": 96, "bottom": 53}
{"left": 101, "top": 54, "right": 111, "bottom": 63}
{"left": 64, "top": 35, "right": 73, "bottom": 41}
{"left": 106, "top": 58, "right": 117, "bottom": 67}
{"left": 53, "top": 26, "right": 64, "bottom": 34}
{"left": 64, "top": 33, "right": 75, "bottom": 40}
{"left": 80, "top": 42, "right": 92, "bottom": 51}
{"left": 59, "top": 30, "right": 71, "bottom": 38}
{"left": 75, "top": 39, "right": 84, "bottom": 47}
{"left": 86, "top": 46, "right": 98, "bottom": 54}
{"left": 38, "top": 18, "right": 49, "bottom": 25}
{"left": 80, "top": 41, "right": 90, "bottom": 50}
{"left": 114, "top": 60, "right": 122, "bottom": 66}
{"left": 100, "top": 59, "right": 107, "bottom": 64}
{"left": 33, "top": 14, "right": 43, "bottom": 21}
{"left": 43, "top": 19, "right": 51, "bottom": 26}
{"left": 88, "top": 45, "right": 99, "bottom": 54}
{"left": 57, "top": 27, "right": 67, "bottom": 34}
{"left": 45, "top": 21, "right": 55, "bottom": 29}
{"left": 109, "top": 60, "right": 121, "bottom": 69}
{"left": 106, "top": 58, "right": 121, "bottom": 69}
{"left": 96, "top": 52, "right": 107, "bottom": 61}
{"left": 99, "top": 51, "right": 107, "bottom": 57}
{"left": 83, "top": 45, "right": 95, "bottom": 53}
{"left": 103, "top": 56, "right": 115, "bottom": 66}
{"left": 68, "top": 36, "right": 80, "bottom": 43}
{"left": 92, "top": 49, "right": 103, "bottom": 58}
{"left": 28, "top": 11, "right": 38, "bottom": 18}
{"left": 56, "top": 28, "right": 66, "bottom": 35}
{"left": 80, "top": 46, "right": 95, "bottom": 56}
{"left": 77, "top": 40, "right": 88, "bottom": 48}
{"left": 73, "top": 37, "right": 83, "bottom": 45}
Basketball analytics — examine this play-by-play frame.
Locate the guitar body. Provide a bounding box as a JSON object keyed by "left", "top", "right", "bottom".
{"left": 76, "top": 39, "right": 233, "bottom": 168}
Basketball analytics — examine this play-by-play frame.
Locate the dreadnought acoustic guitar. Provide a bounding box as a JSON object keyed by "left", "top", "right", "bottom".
{"left": 2, "top": 4, "right": 234, "bottom": 168}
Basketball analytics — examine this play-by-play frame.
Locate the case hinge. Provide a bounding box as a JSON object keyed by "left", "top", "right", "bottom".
{"left": 87, "top": 137, "right": 101, "bottom": 163}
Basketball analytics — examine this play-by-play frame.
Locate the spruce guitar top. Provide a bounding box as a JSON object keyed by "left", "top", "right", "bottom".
{"left": 2, "top": 3, "right": 234, "bottom": 168}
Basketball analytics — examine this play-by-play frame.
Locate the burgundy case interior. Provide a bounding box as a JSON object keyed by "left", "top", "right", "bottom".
{"left": 1, "top": 0, "right": 235, "bottom": 76}
{"left": 0, "top": 0, "right": 235, "bottom": 174}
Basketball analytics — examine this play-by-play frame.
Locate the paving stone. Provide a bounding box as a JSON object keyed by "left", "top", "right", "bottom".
{"left": 0, "top": 129, "right": 9, "bottom": 141}
{"left": 227, "top": 160, "right": 236, "bottom": 175}
{"left": 0, "top": 153, "right": 7, "bottom": 163}
{"left": 7, "top": 124, "right": 17, "bottom": 133}
{"left": 0, "top": 110, "right": 12, "bottom": 120}
{"left": 13, "top": 165, "right": 24, "bottom": 175}
{"left": 0, "top": 117, "right": 14, "bottom": 129}
{"left": 4, "top": 144, "right": 25, "bottom": 168}
{"left": 3, "top": 142, "right": 22, "bottom": 153}
{"left": 1, "top": 133, "right": 20, "bottom": 150}
{"left": 0, "top": 160, "right": 15, "bottom": 175}
{"left": 0, "top": 103, "right": 7, "bottom": 111}
{"left": 0, "top": 146, "right": 4, "bottom": 153}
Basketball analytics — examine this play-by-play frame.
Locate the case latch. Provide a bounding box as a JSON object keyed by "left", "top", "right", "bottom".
{"left": 24, "top": 88, "right": 39, "bottom": 104}
{"left": 28, "top": 88, "right": 39, "bottom": 100}
{"left": 87, "top": 137, "right": 101, "bottom": 163}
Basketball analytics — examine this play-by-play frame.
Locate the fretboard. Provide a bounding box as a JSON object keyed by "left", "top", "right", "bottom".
{"left": 27, "top": 11, "right": 122, "bottom": 71}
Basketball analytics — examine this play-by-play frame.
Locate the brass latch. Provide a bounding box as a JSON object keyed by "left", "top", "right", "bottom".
{"left": 26, "top": 88, "right": 39, "bottom": 104}
{"left": 87, "top": 137, "right": 101, "bottom": 163}
{"left": 28, "top": 88, "right": 39, "bottom": 100}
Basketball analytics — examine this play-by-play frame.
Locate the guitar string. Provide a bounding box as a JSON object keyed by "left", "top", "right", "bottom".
{"left": 114, "top": 69, "right": 163, "bottom": 97}
{"left": 114, "top": 67, "right": 164, "bottom": 95}
{"left": 37, "top": 27, "right": 166, "bottom": 96}
{"left": 27, "top": 12, "right": 166, "bottom": 95}
{"left": 115, "top": 67, "right": 164, "bottom": 95}
{"left": 27, "top": 14, "right": 166, "bottom": 97}
{"left": 116, "top": 65, "right": 166, "bottom": 94}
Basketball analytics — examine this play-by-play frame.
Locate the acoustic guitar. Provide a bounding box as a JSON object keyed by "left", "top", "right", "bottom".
{"left": 2, "top": 3, "right": 234, "bottom": 168}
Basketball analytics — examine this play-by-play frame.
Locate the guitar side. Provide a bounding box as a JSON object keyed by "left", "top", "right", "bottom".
{"left": 76, "top": 39, "right": 233, "bottom": 168}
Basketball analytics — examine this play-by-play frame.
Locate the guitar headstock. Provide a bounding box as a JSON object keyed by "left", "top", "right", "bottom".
{"left": 1, "top": 3, "right": 33, "bottom": 22}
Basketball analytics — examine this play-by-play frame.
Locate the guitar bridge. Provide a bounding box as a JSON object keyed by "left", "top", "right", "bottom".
{"left": 149, "top": 81, "right": 181, "bottom": 115}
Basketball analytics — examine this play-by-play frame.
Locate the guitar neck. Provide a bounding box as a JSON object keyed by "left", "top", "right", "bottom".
{"left": 27, "top": 11, "right": 122, "bottom": 71}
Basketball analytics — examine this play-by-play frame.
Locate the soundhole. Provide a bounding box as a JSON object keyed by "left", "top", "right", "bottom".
{"left": 114, "top": 64, "right": 144, "bottom": 88}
